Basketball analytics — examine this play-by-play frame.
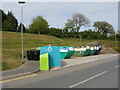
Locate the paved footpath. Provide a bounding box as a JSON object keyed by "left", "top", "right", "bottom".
{"left": 61, "top": 54, "right": 119, "bottom": 68}
{"left": 2, "top": 60, "right": 39, "bottom": 80}
{"left": 1, "top": 54, "right": 119, "bottom": 80}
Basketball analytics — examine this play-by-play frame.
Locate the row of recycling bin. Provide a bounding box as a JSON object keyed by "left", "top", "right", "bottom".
{"left": 27, "top": 45, "right": 102, "bottom": 61}
{"left": 27, "top": 45, "right": 102, "bottom": 70}
{"left": 74, "top": 45, "right": 102, "bottom": 56}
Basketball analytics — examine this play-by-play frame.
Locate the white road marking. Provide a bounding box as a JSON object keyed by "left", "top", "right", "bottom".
{"left": 69, "top": 71, "right": 107, "bottom": 88}
{"left": 114, "top": 65, "right": 120, "bottom": 68}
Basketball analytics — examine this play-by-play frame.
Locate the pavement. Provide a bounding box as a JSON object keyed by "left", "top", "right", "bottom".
{"left": 2, "top": 60, "right": 39, "bottom": 80}
{"left": 1, "top": 53, "right": 119, "bottom": 80}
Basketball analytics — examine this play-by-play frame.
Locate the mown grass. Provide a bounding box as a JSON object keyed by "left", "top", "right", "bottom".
{"left": 1, "top": 31, "right": 119, "bottom": 70}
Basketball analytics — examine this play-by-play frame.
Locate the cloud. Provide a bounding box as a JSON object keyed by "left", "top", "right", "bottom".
{"left": 2, "top": 2, "right": 118, "bottom": 31}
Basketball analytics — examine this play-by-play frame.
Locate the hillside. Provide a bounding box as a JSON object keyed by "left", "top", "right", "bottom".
{"left": 1, "top": 31, "right": 119, "bottom": 70}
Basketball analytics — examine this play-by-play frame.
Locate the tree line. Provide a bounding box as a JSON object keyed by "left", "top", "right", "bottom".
{"left": 0, "top": 9, "right": 120, "bottom": 41}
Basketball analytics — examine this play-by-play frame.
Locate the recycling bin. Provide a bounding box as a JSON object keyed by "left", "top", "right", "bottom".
{"left": 89, "top": 46, "right": 96, "bottom": 55}
{"left": 94, "top": 45, "right": 102, "bottom": 55}
{"left": 40, "top": 53, "right": 49, "bottom": 70}
{"left": 74, "top": 48, "right": 82, "bottom": 55}
{"left": 64, "top": 46, "right": 75, "bottom": 59}
{"left": 74, "top": 46, "right": 86, "bottom": 56}
{"left": 93, "top": 46, "right": 97, "bottom": 55}
{"left": 36, "top": 47, "right": 41, "bottom": 50}
{"left": 27, "top": 49, "right": 40, "bottom": 60}
{"left": 79, "top": 48, "right": 86, "bottom": 56}
{"left": 60, "top": 48, "right": 68, "bottom": 59}
{"left": 40, "top": 46, "right": 61, "bottom": 67}
{"left": 99, "top": 45, "right": 102, "bottom": 50}
{"left": 85, "top": 46, "right": 91, "bottom": 56}
{"left": 94, "top": 45, "right": 100, "bottom": 55}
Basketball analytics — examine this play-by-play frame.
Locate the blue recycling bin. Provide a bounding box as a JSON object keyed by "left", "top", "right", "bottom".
{"left": 94, "top": 45, "right": 102, "bottom": 55}
{"left": 40, "top": 46, "right": 61, "bottom": 67}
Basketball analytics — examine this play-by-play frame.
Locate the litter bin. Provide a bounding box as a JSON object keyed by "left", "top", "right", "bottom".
{"left": 40, "top": 46, "right": 61, "bottom": 67}
{"left": 27, "top": 49, "right": 40, "bottom": 60}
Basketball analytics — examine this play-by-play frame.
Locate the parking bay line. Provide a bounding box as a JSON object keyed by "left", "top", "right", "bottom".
{"left": 69, "top": 71, "right": 107, "bottom": 88}
{"left": 0, "top": 73, "right": 38, "bottom": 83}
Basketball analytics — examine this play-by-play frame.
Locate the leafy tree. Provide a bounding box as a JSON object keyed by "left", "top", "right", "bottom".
{"left": 64, "top": 19, "right": 75, "bottom": 32}
{"left": 65, "top": 13, "right": 90, "bottom": 32}
{"left": 93, "top": 21, "right": 115, "bottom": 36}
{"left": 2, "top": 20, "right": 14, "bottom": 31}
{"left": 6, "top": 11, "right": 18, "bottom": 31}
{"left": 62, "top": 29, "right": 69, "bottom": 38}
{"left": 29, "top": 16, "right": 49, "bottom": 34}
{"left": 49, "top": 27, "right": 64, "bottom": 38}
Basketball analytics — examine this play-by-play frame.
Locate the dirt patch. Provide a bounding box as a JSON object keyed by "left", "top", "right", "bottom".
{"left": 100, "top": 46, "right": 118, "bottom": 54}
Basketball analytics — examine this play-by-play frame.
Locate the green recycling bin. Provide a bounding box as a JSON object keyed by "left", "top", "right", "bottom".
{"left": 85, "top": 46, "right": 91, "bottom": 56}
{"left": 74, "top": 48, "right": 81, "bottom": 55}
{"left": 63, "top": 46, "right": 75, "bottom": 59}
{"left": 40, "top": 53, "right": 49, "bottom": 71}
{"left": 89, "top": 46, "right": 96, "bottom": 55}
{"left": 36, "top": 47, "right": 41, "bottom": 50}
{"left": 80, "top": 48, "right": 87, "bottom": 56}
{"left": 60, "top": 48, "right": 68, "bottom": 59}
{"left": 90, "top": 46, "right": 96, "bottom": 55}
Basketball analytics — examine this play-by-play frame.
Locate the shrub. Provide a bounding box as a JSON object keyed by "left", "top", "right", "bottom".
{"left": 113, "top": 47, "right": 120, "bottom": 52}
{"left": 2, "top": 62, "right": 10, "bottom": 70}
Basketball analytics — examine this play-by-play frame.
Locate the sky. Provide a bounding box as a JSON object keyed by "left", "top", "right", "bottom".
{"left": 1, "top": 1, "right": 118, "bottom": 31}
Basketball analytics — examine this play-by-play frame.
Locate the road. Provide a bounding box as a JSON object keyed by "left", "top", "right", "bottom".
{"left": 2, "top": 55, "right": 119, "bottom": 88}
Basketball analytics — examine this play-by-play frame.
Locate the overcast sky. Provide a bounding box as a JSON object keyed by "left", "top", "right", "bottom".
{"left": 1, "top": 1, "right": 118, "bottom": 31}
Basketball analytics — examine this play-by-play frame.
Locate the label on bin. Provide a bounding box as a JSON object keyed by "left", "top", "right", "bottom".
{"left": 46, "top": 46, "right": 52, "bottom": 52}
{"left": 60, "top": 49, "right": 68, "bottom": 52}
{"left": 68, "top": 47, "right": 74, "bottom": 51}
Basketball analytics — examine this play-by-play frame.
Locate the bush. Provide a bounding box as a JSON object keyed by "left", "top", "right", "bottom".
{"left": 2, "top": 62, "right": 10, "bottom": 70}
{"left": 113, "top": 47, "right": 120, "bottom": 52}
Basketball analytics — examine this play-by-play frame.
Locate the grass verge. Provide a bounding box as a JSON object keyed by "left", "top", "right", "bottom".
{"left": 1, "top": 31, "right": 119, "bottom": 70}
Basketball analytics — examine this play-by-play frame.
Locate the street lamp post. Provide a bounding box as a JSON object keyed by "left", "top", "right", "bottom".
{"left": 18, "top": 0, "right": 25, "bottom": 58}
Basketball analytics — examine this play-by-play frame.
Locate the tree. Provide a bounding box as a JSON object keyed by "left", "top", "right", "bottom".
{"left": 0, "top": 9, "right": 6, "bottom": 22}
{"left": 17, "top": 23, "right": 26, "bottom": 33}
{"left": 29, "top": 16, "right": 49, "bottom": 34}
{"left": 49, "top": 27, "right": 64, "bottom": 38}
{"left": 0, "top": 9, "right": 6, "bottom": 31}
{"left": 2, "top": 20, "right": 14, "bottom": 31}
{"left": 64, "top": 19, "right": 75, "bottom": 32}
{"left": 93, "top": 21, "right": 115, "bottom": 36}
{"left": 64, "top": 13, "right": 90, "bottom": 32}
{"left": 6, "top": 11, "right": 18, "bottom": 31}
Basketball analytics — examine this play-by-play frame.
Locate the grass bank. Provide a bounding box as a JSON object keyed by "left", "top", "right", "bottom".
{"left": 1, "top": 31, "right": 119, "bottom": 70}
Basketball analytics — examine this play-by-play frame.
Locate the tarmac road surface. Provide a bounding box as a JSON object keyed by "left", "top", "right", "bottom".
{"left": 2, "top": 55, "right": 119, "bottom": 88}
